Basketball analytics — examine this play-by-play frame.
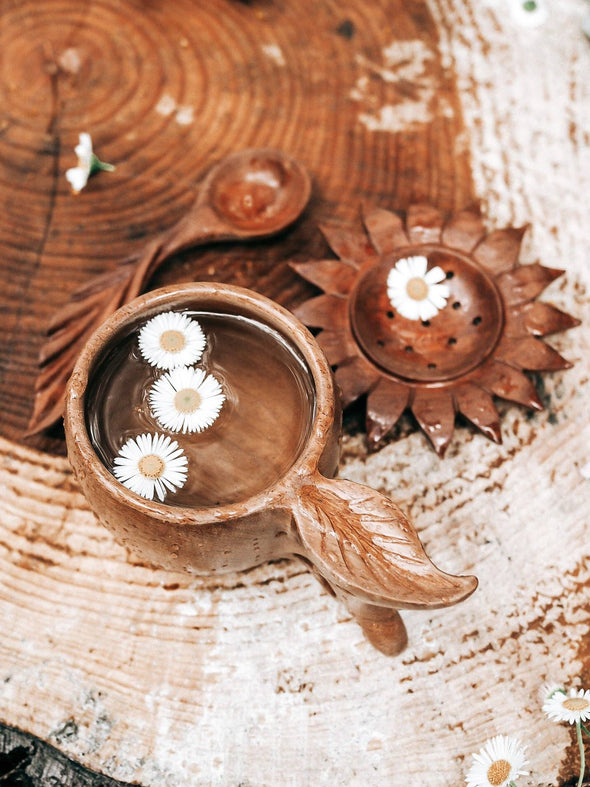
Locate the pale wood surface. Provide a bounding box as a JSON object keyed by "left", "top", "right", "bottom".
{"left": 1, "top": 1, "right": 589, "bottom": 785}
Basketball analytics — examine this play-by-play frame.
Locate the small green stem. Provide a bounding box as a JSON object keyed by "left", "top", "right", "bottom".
{"left": 577, "top": 719, "right": 585, "bottom": 787}
{"left": 90, "top": 153, "right": 115, "bottom": 174}
{"left": 509, "top": 782, "right": 518, "bottom": 787}
{"left": 581, "top": 722, "right": 590, "bottom": 738}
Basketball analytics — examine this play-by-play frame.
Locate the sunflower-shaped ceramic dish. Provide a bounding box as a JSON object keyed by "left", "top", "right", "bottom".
{"left": 293, "top": 204, "right": 579, "bottom": 456}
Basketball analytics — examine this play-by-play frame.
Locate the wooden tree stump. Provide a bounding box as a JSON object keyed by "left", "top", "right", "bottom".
{"left": 0, "top": 0, "right": 588, "bottom": 784}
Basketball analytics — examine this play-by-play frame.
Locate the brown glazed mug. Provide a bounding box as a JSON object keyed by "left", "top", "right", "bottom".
{"left": 65, "top": 282, "right": 477, "bottom": 655}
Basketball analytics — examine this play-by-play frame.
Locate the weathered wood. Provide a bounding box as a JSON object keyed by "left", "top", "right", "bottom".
{"left": 0, "top": 0, "right": 588, "bottom": 785}
{"left": 0, "top": 723, "right": 135, "bottom": 786}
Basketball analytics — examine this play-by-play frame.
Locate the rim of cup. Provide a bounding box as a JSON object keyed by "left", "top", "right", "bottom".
{"left": 65, "top": 282, "right": 338, "bottom": 525}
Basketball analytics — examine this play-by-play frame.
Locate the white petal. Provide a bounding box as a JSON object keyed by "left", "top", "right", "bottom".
{"left": 77, "top": 132, "right": 93, "bottom": 152}
{"left": 386, "top": 269, "right": 406, "bottom": 288}
{"left": 74, "top": 133, "right": 93, "bottom": 166}
{"left": 66, "top": 166, "right": 89, "bottom": 193}
{"left": 424, "top": 265, "right": 446, "bottom": 284}
{"left": 417, "top": 300, "right": 439, "bottom": 321}
{"left": 396, "top": 298, "right": 422, "bottom": 321}
{"left": 387, "top": 283, "right": 406, "bottom": 302}
{"left": 408, "top": 255, "right": 427, "bottom": 277}
{"left": 394, "top": 257, "right": 413, "bottom": 278}
{"left": 428, "top": 284, "right": 450, "bottom": 308}
{"left": 159, "top": 479, "right": 171, "bottom": 501}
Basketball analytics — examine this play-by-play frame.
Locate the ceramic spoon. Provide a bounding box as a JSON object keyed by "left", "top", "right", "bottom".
{"left": 123, "top": 147, "right": 312, "bottom": 300}
{"left": 28, "top": 148, "right": 312, "bottom": 434}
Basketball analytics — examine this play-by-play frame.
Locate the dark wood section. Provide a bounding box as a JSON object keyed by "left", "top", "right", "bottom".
{"left": 0, "top": 723, "right": 136, "bottom": 786}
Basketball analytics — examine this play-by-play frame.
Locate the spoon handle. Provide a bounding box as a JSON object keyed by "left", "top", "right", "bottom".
{"left": 125, "top": 204, "right": 229, "bottom": 301}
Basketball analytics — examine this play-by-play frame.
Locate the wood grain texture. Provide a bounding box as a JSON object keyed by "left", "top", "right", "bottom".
{"left": 0, "top": 0, "right": 472, "bottom": 455}
{"left": 0, "top": 0, "right": 589, "bottom": 785}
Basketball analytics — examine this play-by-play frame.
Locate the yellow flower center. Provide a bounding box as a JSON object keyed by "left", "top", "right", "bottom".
{"left": 160, "top": 329, "right": 186, "bottom": 353}
{"left": 406, "top": 276, "right": 429, "bottom": 301}
{"left": 563, "top": 697, "right": 590, "bottom": 711}
{"left": 174, "top": 388, "right": 202, "bottom": 414}
{"left": 487, "top": 759, "right": 511, "bottom": 786}
{"left": 138, "top": 454, "right": 164, "bottom": 479}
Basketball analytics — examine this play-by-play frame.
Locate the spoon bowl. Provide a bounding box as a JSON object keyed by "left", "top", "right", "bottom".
{"left": 204, "top": 148, "right": 312, "bottom": 236}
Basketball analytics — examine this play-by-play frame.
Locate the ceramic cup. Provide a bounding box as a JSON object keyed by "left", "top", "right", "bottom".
{"left": 65, "top": 282, "right": 476, "bottom": 655}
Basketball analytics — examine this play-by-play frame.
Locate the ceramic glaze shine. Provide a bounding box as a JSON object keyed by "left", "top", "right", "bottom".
{"left": 86, "top": 311, "right": 316, "bottom": 507}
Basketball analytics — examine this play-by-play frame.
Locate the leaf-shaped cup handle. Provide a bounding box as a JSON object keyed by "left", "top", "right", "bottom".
{"left": 291, "top": 472, "right": 477, "bottom": 655}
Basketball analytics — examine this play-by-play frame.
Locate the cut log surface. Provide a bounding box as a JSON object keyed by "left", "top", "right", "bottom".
{"left": 0, "top": 1, "right": 589, "bottom": 785}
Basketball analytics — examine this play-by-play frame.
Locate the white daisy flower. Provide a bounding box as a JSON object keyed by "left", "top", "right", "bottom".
{"left": 138, "top": 311, "right": 207, "bottom": 370}
{"left": 65, "top": 132, "right": 115, "bottom": 194}
{"left": 465, "top": 735, "right": 528, "bottom": 787}
{"left": 386, "top": 255, "right": 450, "bottom": 321}
{"left": 112, "top": 433, "right": 188, "bottom": 502}
{"left": 543, "top": 687, "right": 590, "bottom": 725}
{"left": 509, "top": 0, "right": 549, "bottom": 27}
{"left": 149, "top": 366, "right": 225, "bottom": 434}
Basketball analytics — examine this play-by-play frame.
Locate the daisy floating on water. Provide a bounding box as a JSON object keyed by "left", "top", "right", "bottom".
{"left": 65, "top": 132, "right": 115, "bottom": 194}
{"left": 465, "top": 735, "right": 528, "bottom": 787}
{"left": 149, "top": 365, "right": 225, "bottom": 434}
{"left": 386, "top": 255, "right": 450, "bottom": 321}
{"left": 543, "top": 685, "right": 590, "bottom": 787}
{"left": 138, "top": 311, "right": 207, "bottom": 370}
{"left": 112, "top": 432, "right": 188, "bottom": 502}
